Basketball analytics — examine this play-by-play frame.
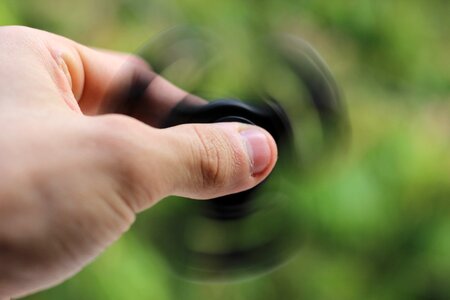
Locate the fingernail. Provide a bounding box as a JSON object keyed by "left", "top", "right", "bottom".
{"left": 240, "top": 128, "right": 272, "bottom": 175}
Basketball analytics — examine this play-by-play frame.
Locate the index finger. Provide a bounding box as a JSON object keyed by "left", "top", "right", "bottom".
{"left": 76, "top": 47, "right": 205, "bottom": 126}
{"left": 29, "top": 27, "right": 206, "bottom": 126}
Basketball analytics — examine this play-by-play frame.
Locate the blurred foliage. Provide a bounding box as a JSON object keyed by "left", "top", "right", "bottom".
{"left": 1, "top": 0, "right": 449, "bottom": 299}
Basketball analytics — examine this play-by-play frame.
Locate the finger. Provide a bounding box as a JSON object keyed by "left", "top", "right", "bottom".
{"left": 93, "top": 115, "right": 277, "bottom": 212}
{"left": 3, "top": 26, "right": 205, "bottom": 125}
{"left": 73, "top": 44, "right": 206, "bottom": 126}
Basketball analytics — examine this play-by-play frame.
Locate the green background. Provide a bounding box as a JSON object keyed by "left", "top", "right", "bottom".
{"left": 1, "top": 0, "right": 449, "bottom": 299}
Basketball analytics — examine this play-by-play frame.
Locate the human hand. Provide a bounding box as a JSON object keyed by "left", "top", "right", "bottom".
{"left": 0, "top": 26, "right": 277, "bottom": 298}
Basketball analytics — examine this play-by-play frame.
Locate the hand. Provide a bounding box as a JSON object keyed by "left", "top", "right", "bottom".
{"left": 0, "top": 26, "right": 277, "bottom": 298}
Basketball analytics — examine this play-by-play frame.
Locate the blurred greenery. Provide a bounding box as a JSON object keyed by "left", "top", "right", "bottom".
{"left": 1, "top": 0, "right": 449, "bottom": 299}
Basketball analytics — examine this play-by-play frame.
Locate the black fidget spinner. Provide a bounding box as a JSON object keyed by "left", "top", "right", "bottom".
{"left": 114, "top": 27, "right": 348, "bottom": 281}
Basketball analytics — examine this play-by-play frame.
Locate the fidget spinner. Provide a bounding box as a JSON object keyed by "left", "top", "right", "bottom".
{"left": 114, "top": 27, "right": 348, "bottom": 281}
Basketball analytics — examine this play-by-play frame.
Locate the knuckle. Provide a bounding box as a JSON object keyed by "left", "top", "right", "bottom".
{"left": 0, "top": 25, "right": 30, "bottom": 36}
{"left": 90, "top": 114, "right": 138, "bottom": 164}
{"left": 189, "top": 125, "right": 250, "bottom": 191}
{"left": 0, "top": 26, "right": 36, "bottom": 45}
{"left": 127, "top": 54, "right": 152, "bottom": 70}
{"left": 96, "top": 113, "right": 138, "bottom": 130}
{"left": 0, "top": 26, "right": 47, "bottom": 58}
{"left": 191, "top": 125, "right": 229, "bottom": 189}
{"left": 94, "top": 114, "right": 131, "bottom": 142}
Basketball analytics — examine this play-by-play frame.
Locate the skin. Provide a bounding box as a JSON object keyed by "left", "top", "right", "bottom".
{"left": 0, "top": 26, "right": 277, "bottom": 299}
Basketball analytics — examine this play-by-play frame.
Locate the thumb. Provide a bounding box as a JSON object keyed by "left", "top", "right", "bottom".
{"left": 157, "top": 122, "right": 278, "bottom": 200}
{"left": 98, "top": 116, "right": 278, "bottom": 211}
